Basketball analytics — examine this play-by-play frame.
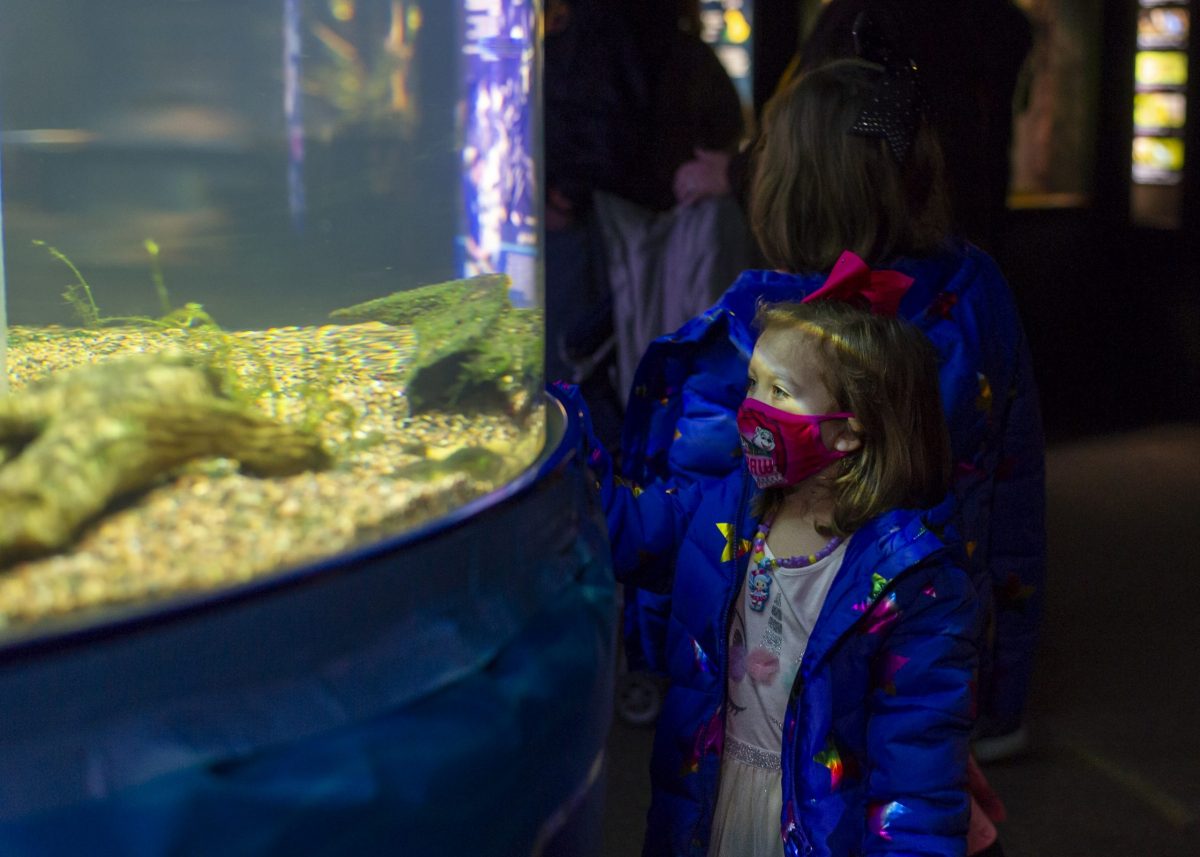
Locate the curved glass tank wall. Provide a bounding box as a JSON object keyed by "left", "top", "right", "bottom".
{"left": 0, "top": 4, "right": 616, "bottom": 855}
{"left": 0, "top": 0, "right": 543, "bottom": 638}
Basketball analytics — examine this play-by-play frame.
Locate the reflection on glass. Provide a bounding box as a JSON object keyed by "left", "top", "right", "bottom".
{"left": 459, "top": 0, "right": 538, "bottom": 307}
{"left": 1133, "top": 91, "right": 1187, "bottom": 129}
{"left": 1135, "top": 51, "right": 1189, "bottom": 87}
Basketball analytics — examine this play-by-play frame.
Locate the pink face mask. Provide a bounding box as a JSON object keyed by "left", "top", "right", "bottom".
{"left": 736, "top": 398, "right": 856, "bottom": 489}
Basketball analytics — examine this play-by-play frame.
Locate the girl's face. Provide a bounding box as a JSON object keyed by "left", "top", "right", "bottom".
{"left": 745, "top": 328, "right": 863, "bottom": 455}
{"left": 746, "top": 329, "right": 837, "bottom": 417}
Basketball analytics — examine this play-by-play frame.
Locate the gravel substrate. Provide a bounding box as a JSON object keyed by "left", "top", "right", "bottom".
{"left": 0, "top": 323, "right": 544, "bottom": 634}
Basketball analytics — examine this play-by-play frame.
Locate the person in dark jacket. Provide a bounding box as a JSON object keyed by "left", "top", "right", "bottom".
{"left": 543, "top": 0, "right": 745, "bottom": 448}
{"left": 566, "top": 268, "right": 983, "bottom": 856}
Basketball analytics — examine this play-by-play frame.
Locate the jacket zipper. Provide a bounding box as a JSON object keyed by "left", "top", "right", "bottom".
{"left": 782, "top": 549, "right": 944, "bottom": 855}
{"left": 690, "top": 469, "right": 752, "bottom": 853}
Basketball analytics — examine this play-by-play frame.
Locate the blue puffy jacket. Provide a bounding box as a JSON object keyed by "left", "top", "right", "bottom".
{"left": 601, "top": 464, "right": 983, "bottom": 857}
{"left": 620, "top": 240, "right": 1045, "bottom": 732}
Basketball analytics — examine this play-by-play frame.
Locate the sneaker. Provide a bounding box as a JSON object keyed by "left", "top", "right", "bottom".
{"left": 972, "top": 725, "right": 1030, "bottom": 763}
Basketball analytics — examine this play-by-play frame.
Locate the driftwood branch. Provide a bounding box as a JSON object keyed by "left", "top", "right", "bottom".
{"left": 0, "top": 354, "right": 329, "bottom": 563}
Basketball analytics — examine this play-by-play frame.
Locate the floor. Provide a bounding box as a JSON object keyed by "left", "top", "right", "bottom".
{"left": 599, "top": 422, "right": 1200, "bottom": 856}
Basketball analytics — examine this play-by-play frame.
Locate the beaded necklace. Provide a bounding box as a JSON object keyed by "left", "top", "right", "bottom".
{"left": 746, "top": 513, "right": 844, "bottom": 613}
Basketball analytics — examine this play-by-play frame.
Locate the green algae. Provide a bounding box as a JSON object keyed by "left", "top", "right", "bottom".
{"left": 330, "top": 273, "right": 542, "bottom": 414}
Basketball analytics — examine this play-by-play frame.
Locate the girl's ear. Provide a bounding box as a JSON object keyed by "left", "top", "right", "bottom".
{"left": 833, "top": 417, "right": 864, "bottom": 453}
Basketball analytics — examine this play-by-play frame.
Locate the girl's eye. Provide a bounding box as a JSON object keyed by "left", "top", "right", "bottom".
{"left": 772, "top": 386, "right": 788, "bottom": 399}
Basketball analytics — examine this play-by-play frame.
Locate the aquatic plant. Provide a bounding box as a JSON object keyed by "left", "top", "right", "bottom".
{"left": 29, "top": 239, "right": 364, "bottom": 452}
{"left": 144, "top": 238, "right": 172, "bottom": 316}
{"left": 33, "top": 239, "right": 101, "bottom": 327}
{"left": 36, "top": 239, "right": 214, "bottom": 331}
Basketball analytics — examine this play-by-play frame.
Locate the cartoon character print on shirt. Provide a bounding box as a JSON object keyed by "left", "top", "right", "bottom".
{"left": 730, "top": 594, "right": 795, "bottom": 690}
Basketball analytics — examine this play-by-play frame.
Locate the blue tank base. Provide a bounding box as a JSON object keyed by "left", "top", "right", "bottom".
{"left": 0, "top": 389, "right": 616, "bottom": 857}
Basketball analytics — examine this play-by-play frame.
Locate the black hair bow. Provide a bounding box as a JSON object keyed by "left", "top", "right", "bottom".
{"left": 847, "top": 10, "right": 921, "bottom": 164}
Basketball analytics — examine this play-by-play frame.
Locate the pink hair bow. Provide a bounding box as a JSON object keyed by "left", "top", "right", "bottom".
{"left": 802, "top": 250, "right": 913, "bottom": 316}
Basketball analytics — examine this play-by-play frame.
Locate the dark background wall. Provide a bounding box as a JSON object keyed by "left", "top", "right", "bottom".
{"left": 751, "top": 0, "right": 1199, "bottom": 441}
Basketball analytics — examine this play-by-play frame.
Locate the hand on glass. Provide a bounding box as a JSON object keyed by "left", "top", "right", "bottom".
{"left": 673, "top": 148, "right": 733, "bottom": 207}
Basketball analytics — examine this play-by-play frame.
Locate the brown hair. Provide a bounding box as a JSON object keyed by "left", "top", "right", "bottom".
{"left": 751, "top": 299, "right": 951, "bottom": 535}
{"left": 749, "top": 59, "right": 950, "bottom": 273}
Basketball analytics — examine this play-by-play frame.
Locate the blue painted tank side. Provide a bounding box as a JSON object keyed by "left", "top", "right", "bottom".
{"left": 0, "top": 391, "right": 616, "bottom": 856}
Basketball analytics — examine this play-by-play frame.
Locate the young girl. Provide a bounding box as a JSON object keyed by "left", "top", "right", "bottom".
{"left": 579, "top": 283, "right": 982, "bottom": 856}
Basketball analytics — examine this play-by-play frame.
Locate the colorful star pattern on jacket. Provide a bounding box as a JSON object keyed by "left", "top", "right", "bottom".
{"left": 868, "top": 800, "right": 906, "bottom": 841}
{"left": 862, "top": 592, "right": 902, "bottom": 635}
{"left": 976, "top": 372, "right": 993, "bottom": 413}
{"left": 879, "top": 652, "right": 911, "bottom": 695}
{"left": 682, "top": 708, "right": 724, "bottom": 776}
{"left": 954, "top": 459, "right": 981, "bottom": 482}
{"left": 716, "top": 522, "right": 751, "bottom": 562}
{"left": 783, "top": 801, "right": 799, "bottom": 838}
{"left": 926, "top": 290, "right": 958, "bottom": 320}
{"left": 814, "top": 735, "right": 844, "bottom": 791}
{"left": 997, "top": 571, "right": 1036, "bottom": 608}
{"left": 853, "top": 573, "right": 898, "bottom": 631}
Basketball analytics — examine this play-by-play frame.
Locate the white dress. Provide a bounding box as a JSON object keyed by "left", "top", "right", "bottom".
{"left": 708, "top": 540, "right": 846, "bottom": 857}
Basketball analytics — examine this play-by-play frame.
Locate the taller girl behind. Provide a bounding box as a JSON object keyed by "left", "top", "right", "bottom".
{"left": 623, "top": 54, "right": 1045, "bottom": 764}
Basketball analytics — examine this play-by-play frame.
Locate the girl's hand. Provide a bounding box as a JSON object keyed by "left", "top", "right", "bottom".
{"left": 550, "top": 380, "right": 614, "bottom": 490}
{"left": 672, "top": 148, "right": 733, "bottom": 207}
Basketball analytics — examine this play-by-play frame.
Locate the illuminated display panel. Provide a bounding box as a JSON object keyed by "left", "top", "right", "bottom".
{"left": 1134, "top": 91, "right": 1187, "bottom": 129}
{"left": 700, "top": 0, "right": 754, "bottom": 108}
{"left": 1135, "top": 50, "right": 1189, "bottom": 86}
{"left": 1132, "top": 2, "right": 1190, "bottom": 227}
{"left": 1139, "top": 6, "right": 1190, "bottom": 48}
{"left": 1133, "top": 134, "right": 1186, "bottom": 178}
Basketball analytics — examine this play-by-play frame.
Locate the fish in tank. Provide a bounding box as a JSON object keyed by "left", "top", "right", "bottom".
{"left": 0, "top": 0, "right": 543, "bottom": 635}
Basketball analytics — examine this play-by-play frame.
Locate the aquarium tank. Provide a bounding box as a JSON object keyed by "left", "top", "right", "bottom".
{"left": 0, "top": 0, "right": 543, "bottom": 637}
